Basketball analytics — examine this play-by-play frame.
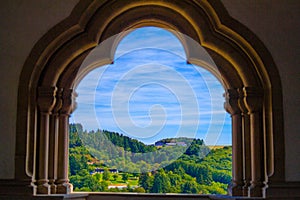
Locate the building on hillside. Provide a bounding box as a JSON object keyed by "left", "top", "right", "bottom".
{"left": 93, "top": 168, "right": 119, "bottom": 174}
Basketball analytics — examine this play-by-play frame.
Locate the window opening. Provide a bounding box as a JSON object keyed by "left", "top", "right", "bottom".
{"left": 69, "top": 27, "right": 232, "bottom": 194}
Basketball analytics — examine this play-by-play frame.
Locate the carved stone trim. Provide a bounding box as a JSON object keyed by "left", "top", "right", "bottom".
{"left": 242, "top": 87, "right": 265, "bottom": 197}
{"left": 224, "top": 88, "right": 244, "bottom": 196}
{"left": 48, "top": 88, "right": 63, "bottom": 194}
{"left": 243, "top": 87, "right": 264, "bottom": 114}
{"left": 224, "top": 89, "right": 240, "bottom": 115}
{"left": 60, "top": 89, "right": 77, "bottom": 116}
{"left": 37, "top": 87, "right": 57, "bottom": 114}
{"left": 35, "top": 87, "right": 58, "bottom": 194}
{"left": 56, "top": 88, "right": 76, "bottom": 194}
{"left": 237, "top": 88, "right": 251, "bottom": 196}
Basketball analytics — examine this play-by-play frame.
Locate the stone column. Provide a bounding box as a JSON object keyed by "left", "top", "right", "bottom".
{"left": 243, "top": 87, "right": 265, "bottom": 197}
{"left": 224, "top": 88, "right": 244, "bottom": 196}
{"left": 36, "top": 86, "right": 57, "bottom": 194}
{"left": 48, "top": 88, "right": 63, "bottom": 194}
{"left": 238, "top": 88, "right": 251, "bottom": 196}
{"left": 56, "top": 89, "right": 76, "bottom": 194}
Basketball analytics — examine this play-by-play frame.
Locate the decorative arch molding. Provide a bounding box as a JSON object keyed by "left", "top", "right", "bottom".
{"left": 14, "top": 0, "right": 284, "bottom": 198}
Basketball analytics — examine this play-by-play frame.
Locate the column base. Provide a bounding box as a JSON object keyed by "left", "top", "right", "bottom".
{"left": 56, "top": 182, "right": 73, "bottom": 194}
{"left": 248, "top": 183, "right": 264, "bottom": 197}
{"left": 36, "top": 181, "right": 50, "bottom": 194}
{"left": 228, "top": 182, "right": 244, "bottom": 196}
{"left": 49, "top": 181, "right": 57, "bottom": 194}
{"left": 242, "top": 183, "right": 251, "bottom": 196}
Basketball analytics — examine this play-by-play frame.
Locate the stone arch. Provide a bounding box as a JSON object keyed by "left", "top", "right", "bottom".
{"left": 16, "top": 0, "right": 284, "bottom": 198}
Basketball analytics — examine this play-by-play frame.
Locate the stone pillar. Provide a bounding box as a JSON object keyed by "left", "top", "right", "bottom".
{"left": 224, "top": 88, "right": 244, "bottom": 196}
{"left": 36, "top": 86, "right": 57, "bottom": 194}
{"left": 48, "top": 88, "right": 63, "bottom": 194}
{"left": 238, "top": 88, "right": 251, "bottom": 196}
{"left": 243, "top": 87, "right": 265, "bottom": 197}
{"left": 56, "top": 89, "right": 76, "bottom": 194}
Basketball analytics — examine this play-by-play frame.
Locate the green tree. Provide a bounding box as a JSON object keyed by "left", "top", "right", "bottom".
{"left": 94, "top": 173, "right": 101, "bottom": 181}
{"left": 174, "top": 166, "right": 185, "bottom": 178}
{"left": 69, "top": 174, "right": 84, "bottom": 190}
{"left": 113, "top": 173, "right": 119, "bottom": 181}
{"left": 133, "top": 187, "right": 146, "bottom": 193}
{"left": 122, "top": 173, "right": 129, "bottom": 182}
{"left": 150, "top": 170, "right": 171, "bottom": 193}
{"left": 181, "top": 180, "right": 200, "bottom": 193}
{"left": 78, "top": 169, "right": 89, "bottom": 177}
{"left": 102, "top": 169, "right": 111, "bottom": 181}
{"left": 99, "top": 181, "right": 109, "bottom": 192}
{"left": 212, "top": 170, "right": 231, "bottom": 184}
{"left": 168, "top": 171, "right": 182, "bottom": 193}
{"left": 185, "top": 144, "right": 200, "bottom": 156}
{"left": 69, "top": 155, "right": 81, "bottom": 176}
{"left": 196, "top": 166, "right": 213, "bottom": 185}
{"left": 139, "top": 173, "right": 153, "bottom": 192}
{"left": 83, "top": 175, "right": 102, "bottom": 191}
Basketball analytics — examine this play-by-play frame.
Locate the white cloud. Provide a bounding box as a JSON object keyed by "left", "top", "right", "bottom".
{"left": 72, "top": 27, "right": 231, "bottom": 145}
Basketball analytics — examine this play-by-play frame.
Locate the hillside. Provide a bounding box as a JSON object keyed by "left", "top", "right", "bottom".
{"left": 68, "top": 123, "right": 232, "bottom": 194}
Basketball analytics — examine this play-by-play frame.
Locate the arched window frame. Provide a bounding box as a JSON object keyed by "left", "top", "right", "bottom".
{"left": 15, "top": 0, "right": 284, "bottom": 198}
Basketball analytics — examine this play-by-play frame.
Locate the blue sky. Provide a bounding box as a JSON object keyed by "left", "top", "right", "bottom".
{"left": 70, "top": 27, "right": 231, "bottom": 145}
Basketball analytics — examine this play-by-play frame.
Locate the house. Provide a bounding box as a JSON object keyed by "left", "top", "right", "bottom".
{"left": 154, "top": 141, "right": 164, "bottom": 147}
{"left": 92, "top": 168, "right": 118, "bottom": 174}
{"left": 165, "top": 142, "right": 176, "bottom": 146}
{"left": 108, "top": 184, "right": 127, "bottom": 190}
{"left": 176, "top": 142, "right": 187, "bottom": 147}
{"left": 94, "top": 168, "right": 104, "bottom": 174}
{"left": 109, "top": 169, "right": 119, "bottom": 174}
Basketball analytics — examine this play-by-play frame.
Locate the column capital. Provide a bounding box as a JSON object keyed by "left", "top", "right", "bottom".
{"left": 37, "top": 86, "right": 57, "bottom": 113}
{"left": 60, "top": 89, "right": 77, "bottom": 115}
{"left": 52, "top": 88, "right": 63, "bottom": 114}
{"left": 224, "top": 88, "right": 240, "bottom": 115}
{"left": 237, "top": 88, "right": 248, "bottom": 114}
{"left": 243, "top": 87, "right": 264, "bottom": 113}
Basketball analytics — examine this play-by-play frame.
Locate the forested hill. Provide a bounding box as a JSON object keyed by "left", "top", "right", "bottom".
{"left": 101, "top": 130, "right": 156, "bottom": 153}
{"left": 70, "top": 123, "right": 155, "bottom": 153}
{"left": 70, "top": 123, "right": 206, "bottom": 155}
{"left": 68, "top": 123, "right": 232, "bottom": 194}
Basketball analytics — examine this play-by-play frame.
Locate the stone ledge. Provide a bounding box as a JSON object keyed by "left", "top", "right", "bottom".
{"left": 87, "top": 193, "right": 210, "bottom": 200}
{"left": 0, "top": 179, "right": 34, "bottom": 196}
{"left": 0, "top": 194, "right": 88, "bottom": 200}
{"left": 1, "top": 183, "right": 300, "bottom": 200}
{"left": 210, "top": 195, "right": 263, "bottom": 200}
{"left": 265, "top": 181, "right": 300, "bottom": 199}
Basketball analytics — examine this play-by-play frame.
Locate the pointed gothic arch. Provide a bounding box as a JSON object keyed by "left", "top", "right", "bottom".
{"left": 16, "top": 0, "right": 284, "bottom": 198}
